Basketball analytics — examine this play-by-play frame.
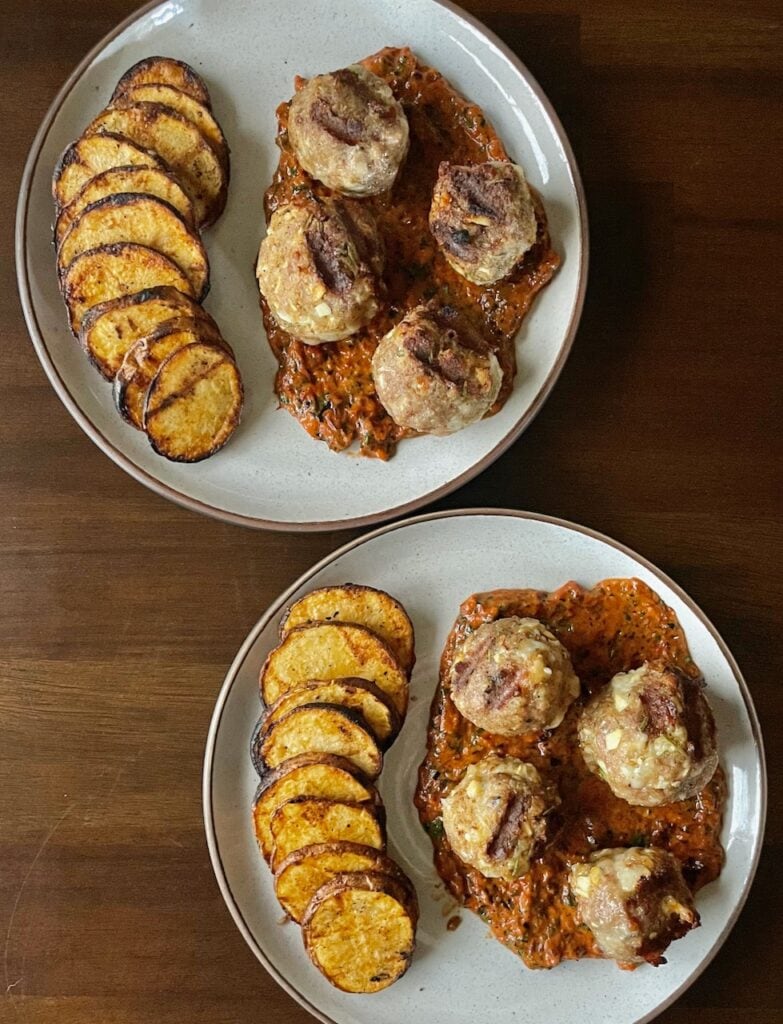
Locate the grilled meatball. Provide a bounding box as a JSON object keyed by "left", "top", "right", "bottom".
{"left": 288, "top": 65, "right": 409, "bottom": 196}
{"left": 578, "top": 662, "right": 718, "bottom": 807}
{"left": 256, "top": 197, "right": 383, "bottom": 343}
{"left": 429, "top": 161, "right": 537, "bottom": 284}
{"left": 371, "top": 304, "right": 502, "bottom": 435}
{"left": 569, "top": 847, "right": 698, "bottom": 966}
{"left": 449, "top": 617, "right": 580, "bottom": 735}
{"left": 441, "top": 754, "right": 559, "bottom": 880}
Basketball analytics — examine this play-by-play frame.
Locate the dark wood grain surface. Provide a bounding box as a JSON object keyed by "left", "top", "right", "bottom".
{"left": 1, "top": 1, "right": 780, "bottom": 1021}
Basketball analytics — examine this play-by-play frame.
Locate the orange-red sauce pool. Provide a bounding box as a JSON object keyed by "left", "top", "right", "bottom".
{"left": 262, "top": 47, "right": 560, "bottom": 459}
{"left": 414, "top": 579, "right": 726, "bottom": 969}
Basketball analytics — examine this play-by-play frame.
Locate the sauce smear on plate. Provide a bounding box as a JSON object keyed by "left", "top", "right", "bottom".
{"left": 263, "top": 47, "right": 560, "bottom": 459}
{"left": 415, "top": 578, "right": 726, "bottom": 969}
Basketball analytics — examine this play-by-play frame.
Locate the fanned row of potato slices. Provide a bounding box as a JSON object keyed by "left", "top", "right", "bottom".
{"left": 51, "top": 57, "right": 243, "bottom": 462}
{"left": 251, "top": 583, "right": 419, "bottom": 993}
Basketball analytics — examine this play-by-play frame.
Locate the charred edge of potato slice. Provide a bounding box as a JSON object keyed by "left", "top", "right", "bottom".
{"left": 52, "top": 131, "right": 165, "bottom": 210}
{"left": 269, "top": 797, "right": 386, "bottom": 873}
{"left": 61, "top": 242, "right": 195, "bottom": 335}
{"left": 302, "top": 871, "right": 418, "bottom": 993}
{"left": 78, "top": 285, "right": 214, "bottom": 380}
{"left": 55, "top": 164, "right": 197, "bottom": 244}
{"left": 111, "top": 56, "right": 212, "bottom": 109}
{"left": 260, "top": 622, "right": 409, "bottom": 718}
{"left": 256, "top": 703, "right": 383, "bottom": 780}
{"left": 251, "top": 756, "right": 376, "bottom": 862}
{"left": 143, "top": 341, "right": 242, "bottom": 462}
{"left": 274, "top": 841, "right": 410, "bottom": 924}
{"left": 280, "top": 584, "right": 416, "bottom": 676}
{"left": 261, "top": 677, "right": 401, "bottom": 749}
{"left": 113, "top": 84, "right": 229, "bottom": 169}
{"left": 113, "top": 318, "right": 228, "bottom": 429}
{"left": 56, "top": 193, "right": 210, "bottom": 302}
{"left": 85, "top": 103, "right": 228, "bottom": 227}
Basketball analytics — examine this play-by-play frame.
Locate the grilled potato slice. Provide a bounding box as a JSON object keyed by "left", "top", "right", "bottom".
{"left": 85, "top": 103, "right": 227, "bottom": 226}
{"left": 114, "top": 317, "right": 227, "bottom": 429}
{"left": 57, "top": 194, "right": 209, "bottom": 301}
{"left": 52, "top": 131, "right": 163, "bottom": 210}
{"left": 251, "top": 754, "right": 375, "bottom": 861}
{"left": 55, "top": 165, "right": 196, "bottom": 245}
{"left": 274, "top": 841, "right": 409, "bottom": 924}
{"left": 144, "top": 341, "right": 242, "bottom": 462}
{"left": 261, "top": 678, "right": 400, "bottom": 749}
{"left": 114, "top": 84, "right": 228, "bottom": 168}
{"left": 260, "top": 623, "right": 409, "bottom": 717}
{"left": 269, "top": 797, "right": 385, "bottom": 872}
{"left": 281, "top": 584, "right": 416, "bottom": 675}
{"left": 302, "top": 872, "right": 418, "bottom": 992}
{"left": 112, "top": 56, "right": 212, "bottom": 108}
{"left": 61, "top": 242, "right": 194, "bottom": 334}
{"left": 79, "top": 286, "right": 216, "bottom": 380}
{"left": 255, "top": 703, "right": 383, "bottom": 780}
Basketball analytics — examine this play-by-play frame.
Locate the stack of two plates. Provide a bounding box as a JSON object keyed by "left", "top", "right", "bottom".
{"left": 18, "top": 2, "right": 765, "bottom": 1023}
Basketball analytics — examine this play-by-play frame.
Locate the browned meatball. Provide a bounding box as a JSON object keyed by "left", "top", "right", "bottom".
{"left": 288, "top": 65, "right": 409, "bottom": 196}
{"left": 429, "top": 161, "right": 537, "bottom": 284}
{"left": 256, "top": 197, "right": 383, "bottom": 343}
{"left": 449, "top": 616, "right": 580, "bottom": 735}
{"left": 578, "top": 662, "right": 718, "bottom": 807}
{"left": 569, "top": 847, "right": 699, "bottom": 966}
{"left": 371, "top": 305, "right": 502, "bottom": 435}
{"left": 441, "top": 754, "right": 559, "bottom": 879}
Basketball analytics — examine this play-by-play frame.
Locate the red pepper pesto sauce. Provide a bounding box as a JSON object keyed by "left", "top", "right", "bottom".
{"left": 414, "top": 579, "right": 726, "bottom": 969}
{"left": 262, "top": 47, "right": 560, "bottom": 459}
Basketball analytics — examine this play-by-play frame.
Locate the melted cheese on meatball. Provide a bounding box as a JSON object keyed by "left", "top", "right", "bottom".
{"left": 288, "top": 64, "right": 409, "bottom": 196}
{"left": 441, "top": 755, "right": 559, "bottom": 880}
{"left": 429, "top": 161, "right": 537, "bottom": 284}
{"left": 578, "top": 662, "right": 718, "bottom": 807}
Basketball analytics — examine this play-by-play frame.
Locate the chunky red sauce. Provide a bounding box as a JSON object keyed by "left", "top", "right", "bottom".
{"left": 262, "top": 47, "right": 560, "bottom": 459}
{"left": 414, "top": 579, "right": 726, "bottom": 969}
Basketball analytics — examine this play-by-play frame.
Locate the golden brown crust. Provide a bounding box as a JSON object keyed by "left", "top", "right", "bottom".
{"left": 143, "top": 341, "right": 242, "bottom": 462}
{"left": 269, "top": 796, "right": 386, "bottom": 872}
{"left": 260, "top": 621, "right": 409, "bottom": 717}
{"left": 61, "top": 242, "right": 194, "bottom": 335}
{"left": 52, "top": 131, "right": 164, "bottom": 210}
{"left": 279, "top": 583, "right": 415, "bottom": 675}
{"left": 111, "top": 56, "right": 212, "bottom": 108}
{"left": 56, "top": 192, "right": 210, "bottom": 301}
{"left": 302, "top": 871, "right": 418, "bottom": 992}
{"left": 84, "top": 102, "right": 228, "bottom": 227}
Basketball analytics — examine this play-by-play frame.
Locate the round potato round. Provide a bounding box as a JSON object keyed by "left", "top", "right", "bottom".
{"left": 371, "top": 304, "right": 502, "bottom": 435}
{"left": 288, "top": 64, "right": 409, "bottom": 196}
{"left": 578, "top": 662, "right": 718, "bottom": 807}
{"left": 441, "top": 754, "right": 559, "bottom": 880}
{"left": 569, "top": 846, "right": 698, "bottom": 966}
{"left": 256, "top": 198, "right": 383, "bottom": 343}
{"left": 449, "top": 616, "right": 580, "bottom": 735}
{"left": 429, "top": 160, "right": 538, "bottom": 284}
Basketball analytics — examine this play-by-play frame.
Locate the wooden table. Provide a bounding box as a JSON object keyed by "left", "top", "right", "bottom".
{"left": 1, "top": 1, "right": 780, "bottom": 1021}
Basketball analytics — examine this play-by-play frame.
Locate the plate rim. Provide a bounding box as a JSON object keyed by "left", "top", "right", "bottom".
{"left": 202, "top": 505, "right": 767, "bottom": 1024}
{"left": 15, "top": 0, "right": 589, "bottom": 532}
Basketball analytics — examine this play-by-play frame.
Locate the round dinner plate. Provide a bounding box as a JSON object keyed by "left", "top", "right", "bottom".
{"left": 17, "top": 0, "right": 587, "bottom": 531}
{"left": 204, "top": 508, "right": 766, "bottom": 1024}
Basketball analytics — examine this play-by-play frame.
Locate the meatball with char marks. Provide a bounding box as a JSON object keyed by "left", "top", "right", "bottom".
{"left": 441, "top": 754, "right": 559, "bottom": 880}
{"left": 371, "top": 304, "right": 502, "bottom": 435}
{"left": 256, "top": 197, "right": 383, "bottom": 343}
{"left": 288, "top": 64, "right": 409, "bottom": 196}
{"left": 449, "top": 616, "right": 580, "bottom": 735}
{"left": 429, "top": 161, "right": 537, "bottom": 284}
{"left": 578, "top": 662, "right": 718, "bottom": 807}
{"left": 569, "top": 847, "right": 699, "bottom": 967}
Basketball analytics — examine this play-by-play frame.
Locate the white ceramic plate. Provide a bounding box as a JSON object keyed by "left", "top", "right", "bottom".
{"left": 204, "top": 508, "right": 766, "bottom": 1024}
{"left": 17, "top": 0, "right": 587, "bottom": 531}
